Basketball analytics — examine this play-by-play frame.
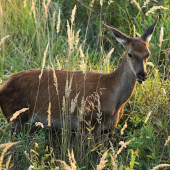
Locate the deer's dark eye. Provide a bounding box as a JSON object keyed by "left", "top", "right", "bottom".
{"left": 128, "top": 53, "right": 132, "bottom": 58}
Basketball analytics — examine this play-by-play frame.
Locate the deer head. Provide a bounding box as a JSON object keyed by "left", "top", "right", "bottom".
{"left": 103, "top": 18, "right": 158, "bottom": 83}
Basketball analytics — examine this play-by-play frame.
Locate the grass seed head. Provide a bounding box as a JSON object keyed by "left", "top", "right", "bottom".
{"left": 57, "top": 8, "right": 61, "bottom": 33}
{"left": 43, "top": 0, "right": 51, "bottom": 18}
{"left": 31, "top": 0, "right": 37, "bottom": 23}
{"left": 131, "top": 0, "right": 141, "bottom": 11}
{"left": 39, "top": 42, "right": 49, "bottom": 80}
{"left": 5, "top": 155, "right": 12, "bottom": 170}
{"left": 10, "top": 108, "right": 29, "bottom": 122}
{"left": 100, "top": 0, "right": 103, "bottom": 7}
{"left": 0, "top": 142, "right": 18, "bottom": 168}
{"left": 96, "top": 150, "right": 108, "bottom": 170}
{"left": 144, "top": 111, "right": 152, "bottom": 123}
{"left": 71, "top": 5, "right": 77, "bottom": 26}
{"left": 91, "top": 0, "right": 95, "bottom": 7}
{"left": 159, "top": 26, "right": 164, "bottom": 47}
{"left": 70, "top": 92, "right": 80, "bottom": 114}
{"left": 164, "top": 136, "right": 170, "bottom": 146}
{"left": 0, "top": 2, "right": 3, "bottom": 17}
{"left": 150, "top": 164, "right": 170, "bottom": 170}
{"left": 115, "top": 138, "right": 135, "bottom": 158}
{"left": 35, "top": 122, "right": 44, "bottom": 128}
{"left": 47, "top": 102, "right": 51, "bottom": 127}
{"left": 51, "top": 63, "right": 59, "bottom": 95}
{"left": 0, "top": 35, "right": 10, "bottom": 46}
{"left": 142, "top": 0, "right": 150, "bottom": 8}
{"left": 145, "top": 6, "right": 168, "bottom": 16}
{"left": 23, "top": 0, "right": 27, "bottom": 8}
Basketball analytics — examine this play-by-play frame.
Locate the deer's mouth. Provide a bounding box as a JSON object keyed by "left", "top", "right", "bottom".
{"left": 136, "top": 76, "right": 147, "bottom": 84}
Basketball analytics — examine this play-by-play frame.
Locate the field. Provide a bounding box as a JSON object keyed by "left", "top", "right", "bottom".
{"left": 0, "top": 0, "right": 170, "bottom": 169}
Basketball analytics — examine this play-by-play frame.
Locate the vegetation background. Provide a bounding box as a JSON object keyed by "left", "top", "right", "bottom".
{"left": 0, "top": 0, "right": 170, "bottom": 169}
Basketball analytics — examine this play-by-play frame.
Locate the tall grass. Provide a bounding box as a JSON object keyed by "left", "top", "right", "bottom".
{"left": 0, "top": 0, "right": 170, "bottom": 169}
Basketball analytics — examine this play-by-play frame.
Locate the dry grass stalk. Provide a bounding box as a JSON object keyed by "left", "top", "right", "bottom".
{"left": 0, "top": 142, "right": 18, "bottom": 169}
{"left": 136, "top": 32, "right": 141, "bottom": 37}
{"left": 133, "top": 25, "right": 136, "bottom": 37}
{"left": 75, "top": 29, "right": 81, "bottom": 48}
{"left": 131, "top": 0, "right": 141, "bottom": 11}
{"left": 5, "top": 155, "right": 12, "bottom": 170}
{"left": 159, "top": 26, "right": 164, "bottom": 48}
{"left": 0, "top": 2, "right": 3, "bottom": 17}
{"left": 0, "top": 142, "right": 14, "bottom": 149}
{"left": 39, "top": 42, "right": 49, "bottom": 80}
{"left": 144, "top": 111, "right": 152, "bottom": 123}
{"left": 163, "top": 48, "right": 170, "bottom": 54}
{"left": 57, "top": 58, "right": 62, "bottom": 70}
{"left": 121, "top": 111, "right": 131, "bottom": 135}
{"left": 115, "top": 138, "right": 135, "bottom": 158}
{"left": 68, "top": 149, "right": 77, "bottom": 170}
{"left": 52, "top": 11, "right": 56, "bottom": 30}
{"left": 51, "top": 63, "right": 59, "bottom": 95}
{"left": 121, "top": 121, "right": 127, "bottom": 136}
{"left": 164, "top": 136, "right": 170, "bottom": 146}
{"left": 108, "top": 0, "right": 114, "bottom": 5}
{"left": 91, "top": 0, "right": 95, "bottom": 7}
{"left": 96, "top": 94, "right": 102, "bottom": 124}
{"left": 65, "top": 76, "right": 73, "bottom": 98}
{"left": 43, "top": 0, "right": 51, "bottom": 18}
{"left": 142, "top": 0, "right": 150, "bottom": 8}
{"left": 78, "top": 96, "right": 87, "bottom": 121}
{"left": 10, "top": 108, "right": 29, "bottom": 122}
{"left": 110, "top": 154, "right": 117, "bottom": 170}
{"left": 145, "top": 6, "right": 168, "bottom": 16}
{"left": 62, "top": 96, "right": 66, "bottom": 113}
{"left": 67, "top": 20, "right": 73, "bottom": 51}
{"left": 56, "top": 160, "right": 72, "bottom": 170}
{"left": 47, "top": 102, "right": 51, "bottom": 127}
{"left": 103, "top": 48, "right": 114, "bottom": 65}
{"left": 96, "top": 150, "right": 108, "bottom": 170}
{"left": 23, "top": 0, "right": 27, "bottom": 8}
{"left": 28, "top": 165, "right": 35, "bottom": 170}
{"left": 100, "top": 0, "right": 103, "bottom": 7}
{"left": 35, "top": 122, "right": 44, "bottom": 128}
{"left": 31, "top": 0, "right": 37, "bottom": 23}
{"left": 70, "top": 92, "right": 80, "bottom": 114}
{"left": 56, "top": 149, "right": 77, "bottom": 170}
{"left": 71, "top": 5, "right": 77, "bottom": 26}
{"left": 147, "top": 62, "right": 154, "bottom": 67}
{"left": 79, "top": 45, "right": 87, "bottom": 73}
{"left": 0, "top": 35, "right": 10, "bottom": 46}
{"left": 57, "top": 8, "right": 61, "bottom": 33}
{"left": 150, "top": 164, "right": 170, "bottom": 170}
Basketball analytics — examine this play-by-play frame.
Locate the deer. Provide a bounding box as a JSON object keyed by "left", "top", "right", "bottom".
{"left": 0, "top": 18, "right": 158, "bottom": 141}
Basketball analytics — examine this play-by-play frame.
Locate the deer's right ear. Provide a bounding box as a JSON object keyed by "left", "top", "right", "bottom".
{"left": 103, "top": 22, "right": 130, "bottom": 47}
{"left": 141, "top": 17, "right": 158, "bottom": 43}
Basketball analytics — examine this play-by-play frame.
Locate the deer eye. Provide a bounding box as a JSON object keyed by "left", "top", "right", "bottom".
{"left": 128, "top": 53, "right": 132, "bottom": 58}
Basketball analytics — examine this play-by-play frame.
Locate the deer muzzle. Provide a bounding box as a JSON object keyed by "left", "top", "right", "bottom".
{"left": 136, "top": 72, "right": 147, "bottom": 84}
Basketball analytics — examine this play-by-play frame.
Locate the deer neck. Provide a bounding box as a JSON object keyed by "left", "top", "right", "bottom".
{"left": 111, "top": 55, "right": 136, "bottom": 101}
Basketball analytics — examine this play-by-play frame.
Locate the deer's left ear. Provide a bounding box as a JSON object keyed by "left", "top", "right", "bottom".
{"left": 141, "top": 17, "right": 158, "bottom": 43}
{"left": 103, "top": 21, "right": 131, "bottom": 48}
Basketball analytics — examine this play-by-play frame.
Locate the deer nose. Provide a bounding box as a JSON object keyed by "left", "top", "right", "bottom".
{"left": 136, "top": 72, "right": 147, "bottom": 81}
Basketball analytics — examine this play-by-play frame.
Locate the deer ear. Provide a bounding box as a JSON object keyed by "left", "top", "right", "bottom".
{"left": 103, "top": 22, "right": 130, "bottom": 47}
{"left": 141, "top": 17, "right": 158, "bottom": 42}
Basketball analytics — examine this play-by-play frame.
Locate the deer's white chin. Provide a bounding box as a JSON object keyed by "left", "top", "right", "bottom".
{"left": 136, "top": 77, "right": 145, "bottom": 84}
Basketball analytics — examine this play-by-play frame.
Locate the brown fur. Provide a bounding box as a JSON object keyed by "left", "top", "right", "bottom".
{"left": 0, "top": 20, "right": 157, "bottom": 138}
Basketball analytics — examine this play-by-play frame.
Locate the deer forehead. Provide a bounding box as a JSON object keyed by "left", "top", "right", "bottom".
{"left": 127, "top": 39, "right": 150, "bottom": 57}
